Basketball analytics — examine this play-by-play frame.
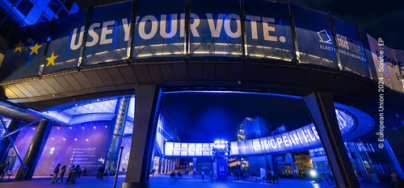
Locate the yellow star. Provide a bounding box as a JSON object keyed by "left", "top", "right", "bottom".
{"left": 46, "top": 52, "right": 58, "bottom": 67}
{"left": 30, "top": 42, "right": 42, "bottom": 55}
{"left": 14, "top": 41, "right": 23, "bottom": 53}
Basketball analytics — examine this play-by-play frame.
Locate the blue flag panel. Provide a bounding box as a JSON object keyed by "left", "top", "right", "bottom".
{"left": 244, "top": 0, "right": 294, "bottom": 61}
{"left": 1, "top": 22, "right": 51, "bottom": 81}
{"left": 132, "top": 0, "right": 186, "bottom": 60}
{"left": 189, "top": 0, "right": 242, "bottom": 57}
{"left": 332, "top": 17, "right": 370, "bottom": 78}
{"left": 292, "top": 5, "right": 338, "bottom": 69}
{"left": 81, "top": 1, "right": 134, "bottom": 66}
{"left": 41, "top": 11, "right": 88, "bottom": 74}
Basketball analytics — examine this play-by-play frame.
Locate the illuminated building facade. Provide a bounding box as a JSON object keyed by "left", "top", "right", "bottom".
{"left": 0, "top": 0, "right": 403, "bottom": 187}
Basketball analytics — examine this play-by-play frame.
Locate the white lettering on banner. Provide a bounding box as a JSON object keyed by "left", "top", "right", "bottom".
{"left": 160, "top": 14, "right": 178, "bottom": 39}
{"left": 224, "top": 14, "right": 241, "bottom": 38}
{"left": 190, "top": 13, "right": 200, "bottom": 37}
{"left": 276, "top": 137, "right": 283, "bottom": 148}
{"left": 292, "top": 133, "right": 301, "bottom": 145}
{"left": 311, "top": 125, "right": 320, "bottom": 140}
{"left": 100, "top": 20, "right": 115, "bottom": 45}
{"left": 139, "top": 15, "right": 158, "bottom": 40}
{"left": 70, "top": 26, "right": 85, "bottom": 50}
{"left": 86, "top": 23, "right": 100, "bottom": 47}
{"left": 262, "top": 17, "right": 277, "bottom": 41}
{"left": 270, "top": 138, "right": 277, "bottom": 149}
{"left": 70, "top": 13, "right": 287, "bottom": 50}
{"left": 289, "top": 134, "right": 297, "bottom": 146}
{"left": 122, "top": 18, "right": 131, "bottom": 41}
{"left": 164, "top": 126, "right": 325, "bottom": 156}
{"left": 180, "top": 13, "right": 185, "bottom": 37}
{"left": 282, "top": 135, "right": 289, "bottom": 147}
{"left": 245, "top": 15, "right": 260, "bottom": 39}
{"left": 207, "top": 13, "right": 224, "bottom": 37}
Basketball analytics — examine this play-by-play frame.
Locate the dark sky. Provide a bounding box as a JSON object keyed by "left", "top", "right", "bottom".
{"left": 161, "top": 93, "right": 312, "bottom": 143}
{"left": 279, "top": 0, "right": 404, "bottom": 49}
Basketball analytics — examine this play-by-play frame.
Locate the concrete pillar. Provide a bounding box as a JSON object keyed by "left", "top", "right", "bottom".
{"left": 121, "top": 85, "right": 162, "bottom": 188}
{"left": 15, "top": 119, "right": 54, "bottom": 179}
{"left": 164, "top": 159, "right": 168, "bottom": 173}
{"left": 303, "top": 91, "right": 359, "bottom": 188}
{"left": 0, "top": 120, "right": 24, "bottom": 161}
{"left": 158, "top": 157, "right": 163, "bottom": 174}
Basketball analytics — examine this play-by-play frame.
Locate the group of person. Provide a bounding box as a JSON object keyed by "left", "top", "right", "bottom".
{"left": 169, "top": 171, "right": 182, "bottom": 182}
{"left": 51, "top": 164, "right": 86, "bottom": 184}
{"left": 0, "top": 161, "right": 11, "bottom": 180}
{"left": 96, "top": 165, "right": 111, "bottom": 181}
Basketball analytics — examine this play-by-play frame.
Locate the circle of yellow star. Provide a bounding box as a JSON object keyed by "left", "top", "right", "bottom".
{"left": 30, "top": 42, "right": 42, "bottom": 55}
{"left": 14, "top": 41, "right": 23, "bottom": 53}
{"left": 46, "top": 52, "right": 58, "bottom": 67}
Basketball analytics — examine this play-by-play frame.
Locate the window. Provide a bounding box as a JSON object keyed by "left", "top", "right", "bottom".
{"left": 48, "top": 0, "right": 62, "bottom": 14}
{"left": 37, "top": 14, "right": 50, "bottom": 23}
{"left": 8, "top": 0, "right": 19, "bottom": 5}
{"left": 17, "top": 0, "right": 34, "bottom": 16}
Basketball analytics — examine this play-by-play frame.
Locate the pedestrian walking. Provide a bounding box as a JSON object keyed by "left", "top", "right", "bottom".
{"left": 170, "top": 171, "right": 175, "bottom": 182}
{"left": 391, "top": 172, "right": 404, "bottom": 188}
{"left": 201, "top": 171, "right": 205, "bottom": 181}
{"left": 51, "top": 163, "right": 61, "bottom": 184}
{"left": 0, "top": 161, "right": 9, "bottom": 180}
{"left": 105, "top": 167, "right": 111, "bottom": 181}
{"left": 209, "top": 170, "right": 213, "bottom": 181}
{"left": 66, "top": 165, "right": 75, "bottom": 183}
{"left": 56, "top": 165, "right": 66, "bottom": 182}
{"left": 72, "top": 165, "right": 80, "bottom": 183}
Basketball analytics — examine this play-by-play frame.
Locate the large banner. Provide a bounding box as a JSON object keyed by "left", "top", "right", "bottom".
{"left": 41, "top": 11, "right": 88, "bottom": 74}
{"left": 396, "top": 50, "right": 404, "bottom": 79}
{"left": 132, "top": 0, "right": 185, "bottom": 59}
{"left": 0, "top": 22, "right": 51, "bottom": 81}
{"left": 81, "top": 1, "right": 133, "bottom": 66}
{"left": 293, "top": 5, "right": 338, "bottom": 69}
{"left": 190, "top": 0, "right": 242, "bottom": 57}
{"left": 367, "top": 34, "right": 402, "bottom": 92}
{"left": 332, "top": 17, "right": 370, "bottom": 78}
{"left": 244, "top": 1, "right": 294, "bottom": 61}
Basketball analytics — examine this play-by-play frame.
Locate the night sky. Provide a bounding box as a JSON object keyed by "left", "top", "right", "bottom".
{"left": 161, "top": 93, "right": 312, "bottom": 143}
{"left": 280, "top": 0, "right": 404, "bottom": 49}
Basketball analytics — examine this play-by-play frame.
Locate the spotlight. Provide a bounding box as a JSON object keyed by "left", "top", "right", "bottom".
{"left": 310, "top": 170, "right": 317, "bottom": 177}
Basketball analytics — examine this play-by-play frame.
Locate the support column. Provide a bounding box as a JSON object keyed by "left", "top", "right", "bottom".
{"left": 266, "top": 155, "right": 275, "bottom": 175}
{"left": 164, "top": 159, "right": 168, "bottom": 173}
{"left": 193, "top": 158, "right": 197, "bottom": 172}
{"left": 0, "top": 120, "right": 24, "bottom": 161}
{"left": 303, "top": 91, "right": 359, "bottom": 188}
{"left": 285, "top": 154, "right": 298, "bottom": 178}
{"left": 15, "top": 119, "right": 54, "bottom": 179}
{"left": 159, "top": 158, "right": 164, "bottom": 174}
{"left": 106, "top": 97, "right": 130, "bottom": 171}
{"left": 121, "top": 85, "right": 163, "bottom": 188}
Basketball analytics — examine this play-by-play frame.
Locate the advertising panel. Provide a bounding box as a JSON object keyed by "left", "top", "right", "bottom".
{"left": 132, "top": 0, "right": 185, "bottom": 59}
{"left": 190, "top": 0, "right": 242, "bottom": 57}
{"left": 81, "top": 1, "right": 134, "bottom": 66}
{"left": 244, "top": 0, "right": 294, "bottom": 61}
{"left": 42, "top": 11, "right": 87, "bottom": 74}
{"left": 396, "top": 50, "right": 404, "bottom": 79}
{"left": 366, "top": 34, "right": 403, "bottom": 91}
{"left": 293, "top": 5, "right": 338, "bottom": 68}
{"left": 332, "top": 17, "right": 370, "bottom": 78}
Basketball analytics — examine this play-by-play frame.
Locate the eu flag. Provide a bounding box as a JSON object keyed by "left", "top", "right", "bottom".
{"left": 0, "top": 22, "right": 51, "bottom": 81}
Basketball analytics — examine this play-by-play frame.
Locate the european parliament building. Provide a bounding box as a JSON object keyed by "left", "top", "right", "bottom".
{"left": 0, "top": 0, "right": 403, "bottom": 188}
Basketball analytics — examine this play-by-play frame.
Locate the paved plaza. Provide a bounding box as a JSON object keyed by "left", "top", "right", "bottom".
{"left": 0, "top": 174, "right": 390, "bottom": 188}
